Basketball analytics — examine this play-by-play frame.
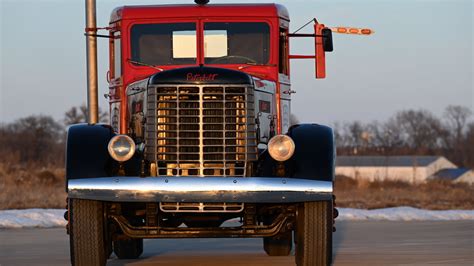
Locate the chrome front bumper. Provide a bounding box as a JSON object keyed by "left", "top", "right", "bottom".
{"left": 67, "top": 177, "right": 333, "bottom": 203}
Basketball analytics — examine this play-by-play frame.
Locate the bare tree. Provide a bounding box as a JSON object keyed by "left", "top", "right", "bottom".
{"left": 0, "top": 115, "right": 64, "bottom": 165}
{"left": 372, "top": 118, "right": 407, "bottom": 154}
{"left": 463, "top": 122, "right": 474, "bottom": 168}
{"left": 64, "top": 104, "right": 109, "bottom": 126}
{"left": 343, "top": 121, "right": 366, "bottom": 154}
{"left": 395, "top": 109, "right": 442, "bottom": 152}
{"left": 443, "top": 105, "right": 472, "bottom": 147}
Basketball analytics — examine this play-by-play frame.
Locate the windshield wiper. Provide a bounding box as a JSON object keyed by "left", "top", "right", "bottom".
{"left": 238, "top": 63, "right": 276, "bottom": 70}
{"left": 127, "top": 59, "right": 164, "bottom": 71}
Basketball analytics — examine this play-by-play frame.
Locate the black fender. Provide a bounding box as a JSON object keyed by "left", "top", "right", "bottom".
{"left": 257, "top": 124, "right": 335, "bottom": 182}
{"left": 287, "top": 124, "right": 335, "bottom": 182}
{"left": 65, "top": 124, "right": 116, "bottom": 185}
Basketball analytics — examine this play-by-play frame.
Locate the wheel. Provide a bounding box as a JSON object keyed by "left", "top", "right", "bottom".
{"left": 113, "top": 239, "right": 143, "bottom": 259}
{"left": 263, "top": 231, "right": 292, "bottom": 256}
{"left": 69, "top": 199, "right": 107, "bottom": 266}
{"left": 295, "top": 201, "right": 333, "bottom": 266}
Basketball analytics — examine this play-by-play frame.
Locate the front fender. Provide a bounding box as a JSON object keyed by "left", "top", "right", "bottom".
{"left": 257, "top": 124, "right": 335, "bottom": 182}
{"left": 287, "top": 124, "right": 335, "bottom": 182}
{"left": 65, "top": 124, "right": 116, "bottom": 186}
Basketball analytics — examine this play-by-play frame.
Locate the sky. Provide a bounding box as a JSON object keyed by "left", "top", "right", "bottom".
{"left": 0, "top": 0, "right": 472, "bottom": 126}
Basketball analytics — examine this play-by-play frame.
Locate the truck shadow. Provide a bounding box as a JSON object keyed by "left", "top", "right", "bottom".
{"left": 107, "top": 238, "right": 295, "bottom": 266}
{"left": 107, "top": 221, "right": 347, "bottom": 266}
{"left": 332, "top": 220, "right": 348, "bottom": 262}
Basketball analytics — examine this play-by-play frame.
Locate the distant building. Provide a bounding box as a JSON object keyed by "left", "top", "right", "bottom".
{"left": 430, "top": 168, "right": 474, "bottom": 185}
{"left": 336, "top": 156, "right": 457, "bottom": 183}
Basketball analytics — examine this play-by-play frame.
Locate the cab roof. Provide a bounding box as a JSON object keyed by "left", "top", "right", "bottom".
{"left": 110, "top": 4, "right": 289, "bottom": 23}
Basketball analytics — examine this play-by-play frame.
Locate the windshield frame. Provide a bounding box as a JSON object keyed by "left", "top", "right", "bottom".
{"left": 128, "top": 20, "right": 198, "bottom": 68}
{"left": 126, "top": 18, "right": 275, "bottom": 69}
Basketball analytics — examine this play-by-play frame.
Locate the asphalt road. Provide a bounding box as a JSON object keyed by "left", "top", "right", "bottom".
{"left": 0, "top": 221, "right": 473, "bottom": 266}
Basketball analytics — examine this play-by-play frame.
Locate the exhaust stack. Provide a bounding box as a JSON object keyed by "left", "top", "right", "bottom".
{"left": 85, "top": 0, "right": 99, "bottom": 124}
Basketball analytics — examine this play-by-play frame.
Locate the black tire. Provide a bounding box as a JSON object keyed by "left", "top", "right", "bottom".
{"left": 113, "top": 239, "right": 144, "bottom": 259}
{"left": 69, "top": 199, "right": 107, "bottom": 266}
{"left": 263, "top": 231, "right": 292, "bottom": 256}
{"left": 295, "top": 201, "right": 333, "bottom": 266}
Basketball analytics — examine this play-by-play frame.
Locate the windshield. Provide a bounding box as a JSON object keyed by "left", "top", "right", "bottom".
{"left": 204, "top": 22, "right": 270, "bottom": 65}
{"left": 129, "top": 22, "right": 270, "bottom": 66}
{"left": 130, "top": 23, "right": 197, "bottom": 66}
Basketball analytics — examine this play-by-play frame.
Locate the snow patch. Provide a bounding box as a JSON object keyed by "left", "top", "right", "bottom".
{"left": 338, "top": 207, "right": 474, "bottom": 221}
{"left": 0, "top": 209, "right": 67, "bottom": 229}
{"left": 0, "top": 207, "right": 473, "bottom": 229}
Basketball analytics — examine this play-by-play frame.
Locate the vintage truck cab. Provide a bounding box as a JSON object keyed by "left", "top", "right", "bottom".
{"left": 64, "top": 1, "right": 371, "bottom": 265}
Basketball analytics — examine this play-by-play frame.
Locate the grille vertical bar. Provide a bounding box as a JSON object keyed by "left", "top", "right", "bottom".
{"left": 145, "top": 84, "right": 257, "bottom": 177}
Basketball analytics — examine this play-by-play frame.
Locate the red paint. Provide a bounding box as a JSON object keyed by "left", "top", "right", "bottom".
{"left": 259, "top": 100, "right": 271, "bottom": 113}
{"left": 109, "top": 4, "right": 292, "bottom": 134}
{"left": 314, "top": 23, "right": 326, "bottom": 79}
{"left": 275, "top": 82, "right": 282, "bottom": 134}
{"left": 289, "top": 55, "right": 316, "bottom": 59}
{"left": 254, "top": 80, "right": 265, "bottom": 88}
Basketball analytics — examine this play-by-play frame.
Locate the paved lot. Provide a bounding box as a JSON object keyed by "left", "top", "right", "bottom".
{"left": 0, "top": 221, "right": 473, "bottom": 265}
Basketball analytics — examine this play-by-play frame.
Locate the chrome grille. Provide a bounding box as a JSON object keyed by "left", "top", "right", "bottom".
{"left": 146, "top": 84, "right": 257, "bottom": 176}
{"left": 160, "top": 202, "right": 244, "bottom": 213}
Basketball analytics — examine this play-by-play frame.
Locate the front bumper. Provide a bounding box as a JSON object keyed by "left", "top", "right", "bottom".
{"left": 67, "top": 176, "right": 332, "bottom": 203}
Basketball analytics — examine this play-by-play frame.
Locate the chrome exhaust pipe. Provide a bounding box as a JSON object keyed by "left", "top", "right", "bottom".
{"left": 85, "top": 0, "right": 99, "bottom": 124}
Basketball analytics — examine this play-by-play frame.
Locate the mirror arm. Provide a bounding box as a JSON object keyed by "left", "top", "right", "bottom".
{"left": 289, "top": 55, "right": 316, "bottom": 59}
{"left": 288, "top": 33, "right": 325, "bottom": 38}
{"left": 84, "top": 33, "right": 114, "bottom": 39}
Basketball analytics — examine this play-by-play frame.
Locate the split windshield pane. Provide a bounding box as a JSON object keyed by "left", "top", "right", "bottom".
{"left": 130, "top": 23, "right": 197, "bottom": 66}
{"left": 204, "top": 22, "right": 270, "bottom": 65}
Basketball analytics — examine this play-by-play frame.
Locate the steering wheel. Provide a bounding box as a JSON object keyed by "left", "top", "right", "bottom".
{"left": 211, "top": 55, "right": 257, "bottom": 64}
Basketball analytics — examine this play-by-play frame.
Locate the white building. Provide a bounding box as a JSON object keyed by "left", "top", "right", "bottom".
{"left": 335, "top": 156, "right": 457, "bottom": 183}
{"left": 429, "top": 168, "right": 474, "bottom": 185}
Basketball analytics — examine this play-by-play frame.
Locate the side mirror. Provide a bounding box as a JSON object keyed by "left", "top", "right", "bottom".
{"left": 321, "top": 28, "right": 333, "bottom": 52}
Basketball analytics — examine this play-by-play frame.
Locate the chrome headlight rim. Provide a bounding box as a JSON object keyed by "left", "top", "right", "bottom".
{"left": 107, "top": 135, "right": 136, "bottom": 162}
{"left": 268, "top": 134, "right": 296, "bottom": 162}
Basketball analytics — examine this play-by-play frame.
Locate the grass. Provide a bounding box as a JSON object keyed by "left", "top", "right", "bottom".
{"left": 0, "top": 163, "right": 472, "bottom": 210}
{"left": 0, "top": 163, "right": 66, "bottom": 210}
{"left": 334, "top": 176, "right": 474, "bottom": 210}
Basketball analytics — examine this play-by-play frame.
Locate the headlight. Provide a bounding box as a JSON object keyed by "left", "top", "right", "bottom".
{"left": 268, "top": 135, "right": 295, "bottom": 162}
{"left": 108, "top": 135, "right": 136, "bottom": 162}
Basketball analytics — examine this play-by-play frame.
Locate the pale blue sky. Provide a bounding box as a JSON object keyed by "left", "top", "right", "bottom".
{"left": 0, "top": 0, "right": 472, "bottom": 125}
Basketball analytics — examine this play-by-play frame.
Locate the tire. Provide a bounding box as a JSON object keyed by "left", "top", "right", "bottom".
{"left": 113, "top": 239, "right": 144, "bottom": 259}
{"left": 69, "top": 199, "right": 107, "bottom": 266}
{"left": 263, "top": 231, "right": 292, "bottom": 256}
{"left": 295, "top": 201, "right": 333, "bottom": 266}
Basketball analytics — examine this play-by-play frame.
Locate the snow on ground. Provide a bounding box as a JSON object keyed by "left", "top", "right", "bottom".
{"left": 338, "top": 207, "right": 474, "bottom": 221}
{"left": 0, "top": 207, "right": 473, "bottom": 229}
{"left": 0, "top": 209, "right": 66, "bottom": 229}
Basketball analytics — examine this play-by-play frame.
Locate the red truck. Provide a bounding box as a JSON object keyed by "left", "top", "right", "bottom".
{"left": 65, "top": 1, "right": 371, "bottom": 265}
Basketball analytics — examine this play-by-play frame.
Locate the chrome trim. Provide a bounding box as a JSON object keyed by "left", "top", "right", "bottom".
{"left": 68, "top": 177, "right": 332, "bottom": 203}
{"left": 145, "top": 84, "right": 258, "bottom": 177}
{"left": 85, "top": 0, "right": 98, "bottom": 124}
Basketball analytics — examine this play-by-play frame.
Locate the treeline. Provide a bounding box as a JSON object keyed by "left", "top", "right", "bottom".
{"left": 0, "top": 105, "right": 107, "bottom": 167}
{"left": 0, "top": 105, "right": 472, "bottom": 168}
{"left": 334, "top": 105, "right": 474, "bottom": 168}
